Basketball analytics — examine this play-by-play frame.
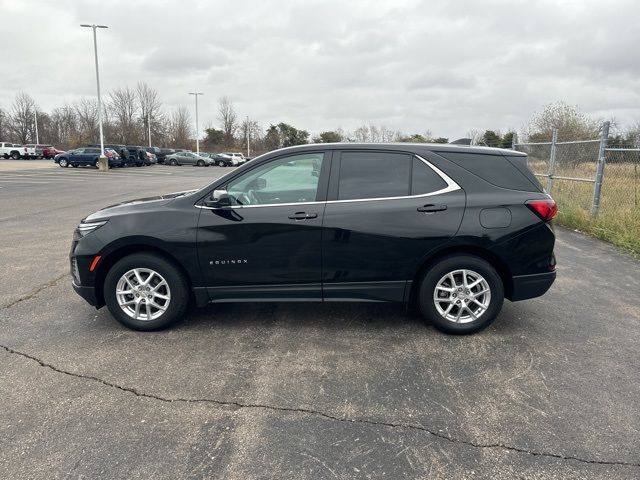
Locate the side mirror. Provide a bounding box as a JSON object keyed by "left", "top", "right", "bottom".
{"left": 204, "top": 189, "right": 231, "bottom": 208}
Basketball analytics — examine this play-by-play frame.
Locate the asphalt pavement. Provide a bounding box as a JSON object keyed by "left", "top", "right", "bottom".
{"left": 1, "top": 160, "right": 639, "bottom": 479}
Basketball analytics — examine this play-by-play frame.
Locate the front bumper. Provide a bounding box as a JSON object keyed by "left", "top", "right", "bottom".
{"left": 73, "top": 281, "right": 98, "bottom": 307}
{"left": 510, "top": 271, "right": 556, "bottom": 301}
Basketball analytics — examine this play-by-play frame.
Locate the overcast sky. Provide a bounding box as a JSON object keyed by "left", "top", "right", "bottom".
{"left": 2, "top": 0, "right": 639, "bottom": 139}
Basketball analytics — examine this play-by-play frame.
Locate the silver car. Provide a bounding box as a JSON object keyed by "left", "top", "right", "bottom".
{"left": 165, "top": 151, "right": 213, "bottom": 167}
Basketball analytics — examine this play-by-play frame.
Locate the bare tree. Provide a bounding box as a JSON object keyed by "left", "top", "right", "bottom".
{"left": 218, "top": 96, "right": 238, "bottom": 146}
{"left": 238, "top": 117, "right": 261, "bottom": 153}
{"left": 75, "top": 98, "right": 99, "bottom": 144}
{"left": 137, "top": 82, "right": 165, "bottom": 146}
{"left": 524, "top": 101, "right": 598, "bottom": 142}
{"left": 109, "top": 86, "right": 139, "bottom": 144}
{"left": 0, "top": 106, "right": 8, "bottom": 140}
{"left": 167, "top": 107, "right": 193, "bottom": 149}
{"left": 10, "top": 92, "right": 37, "bottom": 144}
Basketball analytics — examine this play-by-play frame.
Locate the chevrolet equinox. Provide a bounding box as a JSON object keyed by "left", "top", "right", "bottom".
{"left": 71, "top": 143, "right": 557, "bottom": 334}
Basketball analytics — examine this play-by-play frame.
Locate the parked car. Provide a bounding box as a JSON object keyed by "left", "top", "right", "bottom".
{"left": 145, "top": 151, "right": 157, "bottom": 164}
{"left": 87, "top": 144, "right": 134, "bottom": 166}
{"left": 222, "top": 152, "right": 246, "bottom": 165}
{"left": 210, "top": 153, "right": 237, "bottom": 167}
{"left": 124, "top": 146, "right": 148, "bottom": 167}
{"left": 70, "top": 143, "right": 556, "bottom": 333}
{"left": 165, "top": 151, "right": 213, "bottom": 166}
{"left": 0, "top": 142, "right": 23, "bottom": 159}
{"left": 54, "top": 147, "right": 122, "bottom": 168}
{"left": 22, "top": 144, "right": 44, "bottom": 159}
{"left": 42, "top": 145, "right": 65, "bottom": 159}
{"left": 156, "top": 148, "right": 175, "bottom": 164}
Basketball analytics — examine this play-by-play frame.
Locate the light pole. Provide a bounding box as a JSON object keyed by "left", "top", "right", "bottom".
{"left": 147, "top": 112, "right": 152, "bottom": 147}
{"left": 189, "top": 92, "right": 203, "bottom": 154}
{"left": 81, "top": 23, "right": 108, "bottom": 171}
{"left": 246, "top": 115, "right": 250, "bottom": 158}
{"left": 34, "top": 110, "right": 39, "bottom": 145}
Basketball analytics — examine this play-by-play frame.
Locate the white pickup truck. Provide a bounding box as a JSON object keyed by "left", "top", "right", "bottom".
{"left": 0, "top": 142, "right": 24, "bottom": 160}
{"left": 22, "top": 144, "right": 44, "bottom": 159}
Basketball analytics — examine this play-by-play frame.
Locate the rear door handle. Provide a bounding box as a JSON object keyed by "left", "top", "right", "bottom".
{"left": 417, "top": 204, "right": 447, "bottom": 213}
{"left": 288, "top": 212, "right": 318, "bottom": 220}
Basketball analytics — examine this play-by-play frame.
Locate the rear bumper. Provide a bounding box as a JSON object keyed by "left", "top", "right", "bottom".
{"left": 73, "top": 281, "right": 99, "bottom": 307}
{"left": 509, "top": 271, "right": 556, "bottom": 301}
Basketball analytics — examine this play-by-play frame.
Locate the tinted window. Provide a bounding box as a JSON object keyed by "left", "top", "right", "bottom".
{"left": 411, "top": 157, "right": 448, "bottom": 194}
{"left": 86, "top": 148, "right": 100, "bottom": 154}
{"left": 338, "top": 152, "right": 410, "bottom": 200}
{"left": 436, "top": 151, "right": 542, "bottom": 192}
{"left": 504, "top": 155, "right": 544, "bottom": 191}
{"left": 227, "top": 153, "right": 324, "bottom": 206}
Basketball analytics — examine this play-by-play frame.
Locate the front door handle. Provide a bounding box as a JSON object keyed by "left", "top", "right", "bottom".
{"left": 417, "top": 204, "right": 447, "bottom": 213}
{"left": 288, "top": 212, "right": 318, "bottom": 220}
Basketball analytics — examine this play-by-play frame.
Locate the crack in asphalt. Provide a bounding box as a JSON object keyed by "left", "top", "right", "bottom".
{"left": 1, "top": 273, "right": 68, "bottom": 309}
{"left": 1, "top": 343, "right": 638, "bottom": 469}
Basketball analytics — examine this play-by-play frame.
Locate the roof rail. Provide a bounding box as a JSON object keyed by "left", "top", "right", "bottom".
{"left": 449, "top": 138, "right": 472, "bottom": 145}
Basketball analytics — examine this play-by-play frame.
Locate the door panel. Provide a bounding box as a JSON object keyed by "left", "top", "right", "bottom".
{"left": 197, "top": 205, "right": 324, "bottom": 299}
{"left": 321, "top": 151, "right": 466, "bottom": 301}
{"left": 196, "top": 151, "right": 329, "bottom": 301}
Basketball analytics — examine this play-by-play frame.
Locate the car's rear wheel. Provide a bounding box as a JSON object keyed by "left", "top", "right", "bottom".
{"left": 417, "top": 255, "right": 504, "bottom": 335}
{"left": 217, "top": 160, "right": 225, "bottom": 167}
{"left": 104, "top": 253, "right": 189, "bottom": 331}
{"left": 11, "top": 151, "right": 20, "bottom": 160}
{"left": 59, "top": 158, "right": 68, "bottom": 167}
{"left": 197, "top": 160, "right": 205, "bottom": 167}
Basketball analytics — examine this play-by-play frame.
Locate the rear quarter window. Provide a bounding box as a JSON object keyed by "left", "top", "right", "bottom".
{"left": 436, "top": 151, "right": 542, "bottom": 192}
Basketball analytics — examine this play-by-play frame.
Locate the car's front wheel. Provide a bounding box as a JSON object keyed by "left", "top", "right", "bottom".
{"left": 197, "top": 160, "right": 205, "bottom": 167}
{"left": 103, "top": 253, "right": 190, "bottom": 331}
{"left": 169, "top": 159, "right": 177, "bottom": 166}
{"left": 217, "top": 160, "right": 225, "bottom": 167}
{"left": 418, "top": 255, "right": 504, "bottom": 335}
{"left": 59, "top": 158, "right": 68, "bottom": 167}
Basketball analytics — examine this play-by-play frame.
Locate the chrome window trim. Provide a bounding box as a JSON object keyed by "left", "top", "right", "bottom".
{"left": 195, "top": 154, "right": 460, "bottom": 210}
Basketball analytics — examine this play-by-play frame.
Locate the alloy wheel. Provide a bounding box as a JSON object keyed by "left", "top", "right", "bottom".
{"left": 433, "top": 269, "right": 491, "bottom": 324}
{"left": 115, "top": 268, "right": 171, "bottom": 321}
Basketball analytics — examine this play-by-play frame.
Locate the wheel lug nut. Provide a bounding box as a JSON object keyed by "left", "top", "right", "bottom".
{"left": 458, "top": 288, "right": 462, "bottom": 291}
{"left": 456, "top": 300, "right": 461, "bottom": 304}
{"left": 452, "top": 293, "right": 456, "bottom": 297}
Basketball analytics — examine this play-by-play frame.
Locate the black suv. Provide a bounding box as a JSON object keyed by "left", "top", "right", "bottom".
{"left": 71, "top": 143, "right": 556, "bottom": 334}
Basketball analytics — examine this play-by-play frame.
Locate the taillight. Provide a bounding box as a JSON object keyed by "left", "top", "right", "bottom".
{"left": 526, "top": 199, "right": 557, "bottom": 222}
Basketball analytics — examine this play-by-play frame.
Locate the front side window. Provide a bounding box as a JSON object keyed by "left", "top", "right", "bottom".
{"left": 338, "top": 152, "right": 411, "bottom": 200}
{"left": 226, "top": 153, "right": 324, "bottom": 206}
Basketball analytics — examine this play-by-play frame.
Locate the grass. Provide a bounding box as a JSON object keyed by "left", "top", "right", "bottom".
{"left": 528, "top": 158, "right": 640, "bottom": 257}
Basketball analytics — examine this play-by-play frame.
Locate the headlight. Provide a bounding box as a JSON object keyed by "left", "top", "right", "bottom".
{"left": 77, "top": 220, "right": 108, "bottom": 237}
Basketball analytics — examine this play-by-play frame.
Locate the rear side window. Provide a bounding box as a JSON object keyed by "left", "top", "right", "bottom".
{"left": 504, "top": 155, "right": 544, "bottom": 191}
{"left": 338, "top": 152, "right": 410, "bottom": 200}
{"left": 436, "top": 151, "right": 542, "bottom": 192}
{"left": 411, "top": 157, "right": 448, "bottom": 194}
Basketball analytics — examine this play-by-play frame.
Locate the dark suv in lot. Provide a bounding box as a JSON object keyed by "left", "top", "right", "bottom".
{"left": 71, "top": 143, "right": 556, "bottom": 334}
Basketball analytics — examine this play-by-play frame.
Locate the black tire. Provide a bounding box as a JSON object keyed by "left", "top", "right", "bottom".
{"left": 417, "top": 255, "right": 504, "bottom": 335}
{"left": 197, "top": 160, "right": 204, "bottom": 167}
{"left": 217, "top": 160, "right": 225, "bottom": 167}
{"left": 72, "top": 164, "right": 78, "bottom": 168}
{"left": 95, "top": 160, "right": 101, "bottom": 168}
{"left": 11, "top": 151, "right": 20, "bottom": 160}
{"left": 169, "top": 159, "right": 177, "bottom": 166}
{"left": 59, "top": 158, "right": 68, "bottom": 168}
{"left": 103, "top": 253, "right": 190, "bottom": 331}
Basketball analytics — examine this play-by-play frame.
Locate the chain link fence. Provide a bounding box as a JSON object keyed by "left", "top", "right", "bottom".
{"left": 514, "top": 122, "right": 640, "bottom": 254}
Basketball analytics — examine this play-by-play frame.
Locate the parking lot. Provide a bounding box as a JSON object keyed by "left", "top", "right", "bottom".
{"left": 0, "top": 160, "right": 639, "bottom": 479}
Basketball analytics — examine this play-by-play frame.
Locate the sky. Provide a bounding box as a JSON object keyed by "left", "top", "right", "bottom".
{"left": 1, "top": 0, "right": 639, "bottom": 139}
